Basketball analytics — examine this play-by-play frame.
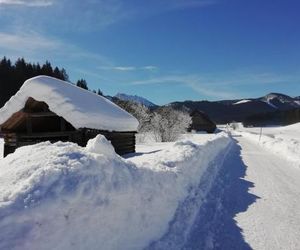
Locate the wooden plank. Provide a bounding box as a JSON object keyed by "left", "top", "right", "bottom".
{"left": 60, "top": 117, "right": 66, "bottom": 131}
{"left": 18, "top": 131, "right": 78, "bottom": 139}
{"left": 27, "top": 112, "right": 57, "bottom": 118}
{"left": 26, "top": 116, "right": 32, "bottom": 134}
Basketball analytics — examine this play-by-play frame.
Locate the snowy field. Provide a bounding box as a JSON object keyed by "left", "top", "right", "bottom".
{"left": 0, "top": 133, "right": 231, "bottom": 250}
{"left": 235, "top": 123, "right": 300, "bottom": 166}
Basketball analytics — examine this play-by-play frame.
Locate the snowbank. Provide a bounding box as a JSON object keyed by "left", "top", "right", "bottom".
{"left": 0, "top": 76, "right": 138, "bottom": 132}
{"left": 0, "top": 133, "right": 231, "bottom": 250}
{"left": 237, "top": 123, "right": 300, "bottom": 167}
{"left": 0, "top": 139, "right": 3, "bottom": 159}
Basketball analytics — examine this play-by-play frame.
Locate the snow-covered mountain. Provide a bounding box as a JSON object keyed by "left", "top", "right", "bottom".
{"left": 169, "top": 93, "right": 300, "bottom": 124}
{"left": 259, "top": 93, "right": 300, "bottom": 109}
{"left": 115, "top": 93, "right": 157, "bottom": 107}
{"left": 233, "top": 99, "right": 252, "bottom": 105}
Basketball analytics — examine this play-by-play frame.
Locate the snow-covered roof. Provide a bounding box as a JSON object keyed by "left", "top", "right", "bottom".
{"left": 0, "top": 76, "right": 139, "bottom": 132}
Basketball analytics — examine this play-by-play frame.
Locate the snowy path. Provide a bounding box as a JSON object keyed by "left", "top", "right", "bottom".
{"left": 234, "top": 136, "right": 300, "bottom": 250}
{"left": 149, "top": 135, "right": 300, "bottom": 250}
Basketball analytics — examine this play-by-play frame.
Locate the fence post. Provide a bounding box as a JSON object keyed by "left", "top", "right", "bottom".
{"left": 259, "top": 127, "right": 262, "bottom": 142}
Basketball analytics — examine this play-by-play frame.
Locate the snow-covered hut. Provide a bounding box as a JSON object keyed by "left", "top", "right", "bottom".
{"left": 188, "top": 109, "right": 216, "bottom": 133}
{"left": 0, "top": 76, "right": 139, "bottom": 157}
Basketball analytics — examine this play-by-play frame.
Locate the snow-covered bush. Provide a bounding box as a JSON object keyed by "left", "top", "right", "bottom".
{"left": 150, "top": 107, "right": 191, "bottom": 142}
{"left": 229, "top": 122, "right": 239, "bottom": 130}
{"left": 115, "top": 100, "right": 191, "bottom": 142}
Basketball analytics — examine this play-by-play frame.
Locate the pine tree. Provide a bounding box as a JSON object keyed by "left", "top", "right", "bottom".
{"left": 76, "top": 79, "right": 88, "bottom": 90}
{"left": 97, "top": 89, "right": 103, "bottom": 96}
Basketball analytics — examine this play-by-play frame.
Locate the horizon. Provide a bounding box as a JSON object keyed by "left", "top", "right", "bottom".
{"left": 0, "top": 0, "right": 299, "bottom": 105}
{"left": 114, "top": 91, "right": 300, "bottom": 106}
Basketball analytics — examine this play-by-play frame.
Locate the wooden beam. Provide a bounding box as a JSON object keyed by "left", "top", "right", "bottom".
{"left": 60, "top": 117, "right": 66, "bottom": 131}
{"left": 18, "top": 131, "right": 78, "bottom": 139}
{"left": 26, "top": 112, "right": 57, "bottom": 118}
{"left": 26, "top": 116, "right": 32, "bottom": 134}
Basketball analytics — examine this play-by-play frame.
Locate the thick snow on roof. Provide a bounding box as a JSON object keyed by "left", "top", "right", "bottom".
{"left": 0, "top": 76, "right": 138, "bottom": 131}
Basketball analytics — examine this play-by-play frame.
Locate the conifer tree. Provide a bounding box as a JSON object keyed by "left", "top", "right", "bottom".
{"left": 76, "top": 79, "right": 88, "bottom": 90}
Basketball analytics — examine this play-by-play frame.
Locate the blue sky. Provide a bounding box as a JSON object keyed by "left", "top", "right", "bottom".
{"left": 0, "top": 0, "right": 299, "bottom": 104}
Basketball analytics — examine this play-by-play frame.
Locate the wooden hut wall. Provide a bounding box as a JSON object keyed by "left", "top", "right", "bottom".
{"left": 1, "top": 98, "right": 136, "bottom": 157}
{"left": 82, "top": 129, "right": 136, "bottom": 155}
{"left": 189, "top": 112, "right": 216, "bottom": 133}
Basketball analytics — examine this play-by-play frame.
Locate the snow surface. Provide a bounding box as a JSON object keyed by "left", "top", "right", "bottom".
{"left": 262, "top": 100, "right": 278, "bottom": 109}
{"left": 0, "top": 133, "right": 231, "bottom": 250}
{"left": 0, "top": 76, "right": 139, "bottom": 132}
{"left": 235, "top": 123, "right": 300, "bottom": 167}
{"left": 234, "top": 136, "right": 300, "bottom": 250}
{"left": 233, "top": 99, "right": 251, "bottom": 105}
{"left": 0, "top": 139, "right": 3, "bottom": 159}
{"left": 142, "top": 125, "right": 300, "bottom": 249}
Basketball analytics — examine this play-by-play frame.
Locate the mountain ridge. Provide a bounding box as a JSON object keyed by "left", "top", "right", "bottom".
{"left": 115, "top": 93, "right": 157, "bottom": 108}
{"left": 167, "top": 93, "right": 300, "bottom": 124}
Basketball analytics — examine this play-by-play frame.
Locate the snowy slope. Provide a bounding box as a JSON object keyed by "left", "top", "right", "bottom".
{"left": 0, "top": 133, "right": 231, "bottom": 250}
{"left": 236, "top": 123, "right": 300, "bottom": 166}
{"left": 0, "top": 76, "right": 139, "bottom": 132}
{"left": 233, "top": 99, "right": 251, "bottom": 105}
{"left": 115, "top": 93, "right": 157, "bottom": 107}
{"left": 260, "top": 93, "right": 300, "bottom": 109}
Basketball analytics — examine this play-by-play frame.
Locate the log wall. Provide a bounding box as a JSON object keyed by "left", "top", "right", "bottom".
{"left": 2, "top": 129, "right": 136, "bottom": 157}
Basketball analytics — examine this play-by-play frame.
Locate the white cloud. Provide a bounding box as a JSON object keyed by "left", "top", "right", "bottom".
{"left": 114, "top": 66, "right": 137, "bottom": 71}
{"left": 130, "top": 74, "right": 237, "bottom": 99}
{"left": 0, "top": 32, "right": 60, "bottom": 52}
{"left": 98, "top": 65, "right": 159, "bottom": 72}
{"left": 0, "top": 0, "right": 53, "bottom": 7}
{"left": 130, "top": 70, "right": 300, "bottom": 100}
{"left": 142, "top": 65, "right": 158, "bottom": 71}
{"left": 0, "top": 31, "right": 114, "bottom": 70}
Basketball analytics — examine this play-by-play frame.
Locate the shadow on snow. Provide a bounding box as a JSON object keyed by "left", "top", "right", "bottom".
{"left": 122, "top": 150, "right": 162, "bottom": 159}
{"left": 147, "top": 139, "right": 259, "bottom": 250}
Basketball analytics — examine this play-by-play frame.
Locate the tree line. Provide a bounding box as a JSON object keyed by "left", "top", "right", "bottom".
{"left": 0, "top": 57, "right": 102, "bottom": 108}
{"left": 243, "top": 108, "right": 300, "bottom": 127}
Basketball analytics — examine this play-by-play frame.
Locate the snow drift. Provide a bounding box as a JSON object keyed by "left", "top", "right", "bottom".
{"left": 0, "top": 139, "right": 3, "bottom": 159}
{"left": 237, "top": 123, "right": 300, "bottom": 167}
{"left": 0, "top": 133, "right": 231, "bottom": 250}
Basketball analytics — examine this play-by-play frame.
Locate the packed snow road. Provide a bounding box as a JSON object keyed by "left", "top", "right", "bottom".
{"left": 151, "top": 133, "right": 300, "bottom": 250}
{"left": 234, "top": 135, "right": 300, "bottom": 250}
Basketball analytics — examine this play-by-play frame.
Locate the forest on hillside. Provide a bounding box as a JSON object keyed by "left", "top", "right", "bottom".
{"left": 0, "top": 57, "right": 102, "bottom": 108}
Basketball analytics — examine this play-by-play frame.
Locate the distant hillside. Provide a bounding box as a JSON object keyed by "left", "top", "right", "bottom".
{"left": 167, "top": 93, "right": 300, "bottom": 124}
{"left": 115, "top": 93, "right": 157, "bottom": 108}
{"left": 113, "top": 92, "right": 300, "bottom": 125}
{"left": 243, "top": 108, "right": 300, "bottom": 127}
{"left": 259, "top": 93, "right": 300, "bottom": 110}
